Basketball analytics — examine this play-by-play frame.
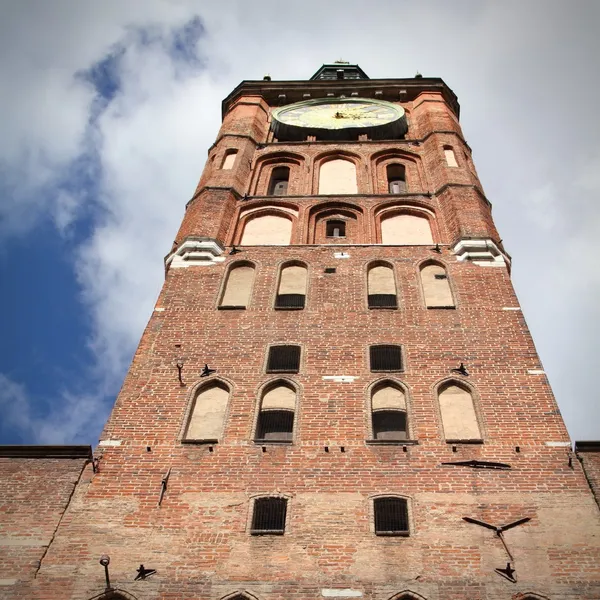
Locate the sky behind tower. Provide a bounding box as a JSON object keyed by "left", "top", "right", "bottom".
{"left": 1, "top": 0, "right": 599, "bottom": 445}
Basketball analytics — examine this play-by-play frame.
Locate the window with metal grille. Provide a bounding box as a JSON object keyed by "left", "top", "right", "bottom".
{"left": 256, "top": 410, "right": 294, "bottom": 441}
{"left": 275, "top": 264, "right": 307, "bottom": 310}
{"left": 368, "top": 294, "right": 397, "bottom": 308}
{"left": 266, "top": 345, "right": 301, "bottom": 373}
{"left": 374, "top": 497, "right": 409, "bottom": 535}
{"left": 326, "top": 219, "right": 346, "bottom": 237}
{"left": 268, "top": 166, "right": 290, "bottom": 196}
{"left": 275, "top": 294, "right": 305, "bottom": 309}
{"left": 251, "top": 497, "right": 287, "bottom": 535}
{"left": 370, "top": 345, "right": 402, "bottom": 372}
{"left": 372, "top": 410, "right": 407, "bottom": 440}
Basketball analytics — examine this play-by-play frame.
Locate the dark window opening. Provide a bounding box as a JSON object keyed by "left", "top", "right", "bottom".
{"left": 387, "top": 164, "right": 406, "bottom": 194}
{"left": 372, "top": 410, "right": 407, "bottom": 440}
{"left": 434, "top": 273, "right": 448, "bottom": 280}
{"left": 368, "top": 294, "right": 397, "bottom": 308}
{"left": 374, "top": 497, "right": 409, "bottom": 535}
{"left": 324, "top": 267, "right": 336, "bottom": 274}
{"left": 267, "top": 345, "right": 301, "bottom": 373}
{"left": 370, "top": 345, "right": 403, "bottom": 372}
{"left": 275, "top": 294, "right": 305, "bottom": 309}
{"left": 326, "top": 220, "right": 346, "bottom": 237}
{"left": 256, "top": 410, "right": 294, "bottom": 441}
{"left": 336, "top": 69, "right": 345, "bottom": 80}
{"left": 251, "top": 497, "right": 287, "bottom": 535}
{"left": 268, "top": 166, "right": 290, "bottom": 196}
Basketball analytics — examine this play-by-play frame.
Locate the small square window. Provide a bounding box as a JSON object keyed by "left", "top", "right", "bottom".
{"left": 324, "top": 267, "right": 336, "bottom": 274}
{"left": 370, "top": 345, "right": 402, "bottom": 372}
{"left": 251, "top": 497, "right": 287, "bottom": 535}
{"left": 266, "top": 345, "right": 301, "bottom": 373}
{"left": 326, "top": 220, "right": 346, "bottom": 237}
{"left": 374, "top": 497, "right": 409, "bottom": 536}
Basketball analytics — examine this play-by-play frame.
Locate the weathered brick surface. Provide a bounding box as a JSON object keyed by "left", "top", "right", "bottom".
{"left": 5, "top": 77, "right": 600, "bottom": 599}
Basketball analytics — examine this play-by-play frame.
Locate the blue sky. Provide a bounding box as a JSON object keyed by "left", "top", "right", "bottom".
{"left": 1, "top": 0, "right": 599, "bottom": 445}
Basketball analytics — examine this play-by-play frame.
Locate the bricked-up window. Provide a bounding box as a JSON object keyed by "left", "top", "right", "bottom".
{"left": 255, "top": 382, "right": 296, "bottom": 442}
{"left": 240, "top": 213, "right": 293, "bottom": 245}
{"left": 275, "top": 264, "right": 307, "bottom": 310}
{"left": 374, "top": 497, "right": 409, "bottom": 536}
{"left": 387, "top": 164, "right": 406, "bottom": 194}
{"left": 367, "top": 264, "right": 397, "bottom": 308}
{"left": 371, "top": 383, "right": 407, "bottom": 440}
{"left": 370, "top": 345, "right": 402, "bottom": 372}
{"left": 219, "top": 263, "right": 255, "bottom": 309}
{"left": 268, "top": 166, "right": 290, "bottom": 196}
{"left": 267, "top": 345, "right": 301, "bottom": 373}
{"left": 326, "top": 219, "right": 346, "bottom": 237}
{"left": 184, "top": 382, "right": 230, "bottom": 442}
{"left": 318, "top": 158, "right": 358, "bottom": 194}
{"left": 251, "top": 497, "right": 287, "bottom": 535}
{"left": 421, "top": 263, "right": 454, "bottom": 308}
{"left": 444, "top": 146, "right": 458, "bottom": 168}
{"left": 380, "top": 213, "right": 433, "bottom": 245}
{"left": 221, "top": 149, "right": 238, "bottom": 169}
{"left": 438, "top": 382, "right": 481, "bottom": 441}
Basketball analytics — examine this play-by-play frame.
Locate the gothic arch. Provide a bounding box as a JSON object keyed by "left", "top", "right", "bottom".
{"left": 312, "top": 150, "right": 362, "bottom": 195}
{"left": 87, "top": 590, "right": 139, "bottom": 600}
{"left": 218, "top": 260, "right": 257, "bottom": 309}
{"left": 220, "top": 591, "right": 261, "bottom": 600}
{"left": 375, "top": 203, "right": 437, "bottom": 245}
{"left": 417, "top": 259, "right": 456, "bottom": 309}
{"left": 251, "top": 151, "right": 305, "bottom": 196}
{"left": 512, "top": 594, "right": 551, "bottom": 600}
{"left": 236, "top": 206, "right": 296, "bottom": 246}
{"left": 365, "top": 377, "right": 412, "bottom": 440}
{"left": 371, "top": 148, "right": 425, "bottom": 193}
{"left": 307, "top": 201, "right": 365, "bottom": 244}
{"left": 387, "top": 591, "right": 428, "bottom": 600}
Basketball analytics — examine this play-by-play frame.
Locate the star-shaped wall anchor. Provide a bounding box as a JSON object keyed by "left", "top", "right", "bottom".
{"left": 495, "top": 562, "right": 516, "bottom": 583}
{"left": 134, "top": 564, "right": 156, "bottom": 581}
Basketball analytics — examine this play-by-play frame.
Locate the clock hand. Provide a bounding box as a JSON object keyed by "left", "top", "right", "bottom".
{"left": 462, "top": 517, "right": 497, "bottom": 531}
{"left": 498, "top": 517, "right": 531, "bottom": 532}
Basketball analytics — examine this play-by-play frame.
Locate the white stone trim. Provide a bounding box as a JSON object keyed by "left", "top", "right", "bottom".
{"left": 322, "top": 376, "right": 357, "bottom": 383}
{"left": 452, "top": 239, "right": 510, "bottom": 267}
{"left": 502, "top": 307, "right": 521, "bottom": 311}
{"left": 240, "top": 205, "right": 299, "bottom": 218}
{"left": 527, "top": 369, "right": 546, "bottom": 375}
{"left": 545, "top": 441, "right": 572, "bottom": 447}
{"left": 322, "top": 590, "right": 363, "bottom": 598}
{"left": 334, "top": 251, "right": 350, "bottom": 259}
{"left": 166, "top": 239, "right": 225, "bottom": 268}
{"left": 154, "top": 307, "right": 165, "bottom": 312}
{"left": 99, "top": 439, "right": 122, "bottom": 447}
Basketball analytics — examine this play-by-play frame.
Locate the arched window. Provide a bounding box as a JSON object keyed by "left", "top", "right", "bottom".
{"left": 220, "top": 263, "right": 255, "bottom": 309}
{"left": 373, "top": 497, "right": 409, "bottom": 536}
{"left": 318, "top": 158, "right": 358, "bottom": 194}
{"left": 255, "top": 382, "right": 296, "bottom": 442}
{"left": 240, "top": 214, "right": 292, "bottom": 245}
{"left": 275, "top": 264, "right": 307, "bottom": 309}
{"left": 268, "top": 166, "right": 290, "bottom": 196}
{"left": 381, "top": 213, "right": 433, "bottom": 245}
{"left": 387, "top": 164, "right": 406, "bottom": 194}
{"left": 221, "top": 149, "right": 238, "bottom": 170}
{"left": 368, "top": 263, "right": 397, "bottom": 308}
{"left": 420, "top": 263, "right": 454, "bottom": 308}
{"left": 326, "top": 219, "right": 346, "bottom": 237}
{"left": 184, "top": 382, "right": 230, "bottom": 442}
{"left": 438, "top": 382, "right": 481, "bottom": 441}
{"left": 371, "top": 382, "right": 407, "bottom": 440}
{"left": 443, "top": 145, "right": 458, "bottom": 167}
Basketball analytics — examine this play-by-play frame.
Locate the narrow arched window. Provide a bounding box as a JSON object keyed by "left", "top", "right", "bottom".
{"left": 443, "top": 146, "right": 458, "bottom": 167}
{"left": 221, "top": 149, "right": 238, "bottom": 169}
{"left": 371, "top": 383, "right": 407, "bottom": 440}
{"left": 380, "top": 213, "right": 433, "bottom": 245}
{"left": 438, "top": 382, "right": 481, "bottom": 441}
{"left": 326, "top": 219, "right": 346, "bottom": 237}
{"left": 373, "top": 497, "right": 409, "bottom": 536}
{"left": 420, "top": 263, "right": 454, "bottom": 308}
{"left": 368, "top": 264, "right": 397, "bottom": 308}
{"left": 387, "top": 164, "right": 406, "bottom": 193}
{"left": 220, "top": 263, "right": 255, "bottom": 309}
{"left": 276, "top": 264, "right": 307, "bottom": 309}
{"left": 184, "top": 382, "right": 230, "bottom": 442}
{"left": 255, "top": 383, "right": 296, "bottom": 442}
{"left": 318, "top": 158, "right": 358, "bottom": 194}
{"left": 268, "top": 166, "right": 290, "bottom": 196}
{"left": 240, "top": 214, "right": 292, "bottom": 245}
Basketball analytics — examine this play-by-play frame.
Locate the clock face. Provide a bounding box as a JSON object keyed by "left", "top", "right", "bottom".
{"left": 273, "top": 98, "right": 404, "bottom": 131}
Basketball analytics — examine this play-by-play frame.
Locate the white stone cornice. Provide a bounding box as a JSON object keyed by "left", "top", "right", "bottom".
{"left": 452, "top": 238, "right": 510, "bottom": 267}
{"left": 165, "top": 238, "right": 225, "bottom": 268}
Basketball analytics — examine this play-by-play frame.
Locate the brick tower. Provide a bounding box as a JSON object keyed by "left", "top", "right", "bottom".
{"left": 6, "top": 63, "right": 600, "bottom": 600}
